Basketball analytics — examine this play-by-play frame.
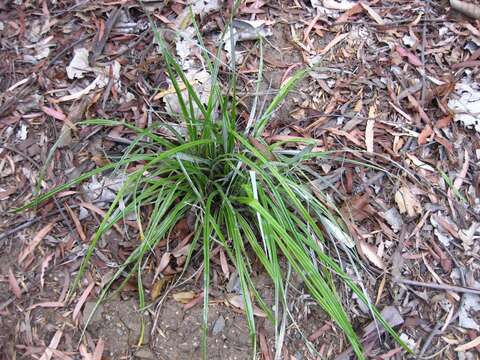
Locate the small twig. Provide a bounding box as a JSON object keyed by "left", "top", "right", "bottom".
{"left": 0, "top": 144, "right": 39, "bottom": 169}
{"left": 90, "top": 7, "right": 122, "bottom": 65}
{"left": 419, "top": 269, "right": 467, "bottom": 357}
{"left": 395, "top": 278, "right": 480, "bottom": 295}
{"left": 420, "top": 0, "right": 428, "bottom": 106}
{"left": 0, "top": 200, "right": 106, "bottom": 244}
{"left": 0, "top": 216, "right": 59, "bottom": 244}
{"left": 419, "top": 311, "right": 459, "bottom": 356}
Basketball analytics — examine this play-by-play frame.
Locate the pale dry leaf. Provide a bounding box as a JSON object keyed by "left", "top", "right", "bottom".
{"left": 450, "top": 0, "right": 480, "bottom": 20}
{"left": 227, "top": 294, "right": 267, "bottom": 317}
{"left": 406, "top": 153, "right": 436, "bottom": 172}
{"left": 455, "top": 335, "right": 480, "bottom": 352}
{"left": 192, "top": 0, "right": 221, "bottom": 14}
{"left": 402, "top": 34, "right": 416, "bottom": 47}
{"left": 39, "top": 329, "right": 63, "bottom": 360}
{"left": 158, "top": 252, "right": 171, "bottom": 274}
{"left": 363, "top": 306, "right": 404, "bottom": 336}
{"left": 453, "top": 149, "right": 470, "bottom": 190}
{"left": 459, "top": 292, "right": 480, "bottom": 330}
{"left": 320, "top": 216, "right": 355, "bottom": 248}
{"left": 27, "top": 301, "right": 64, "bottom": 311}
{"left": 320, "top": 0, "right": 357, "bottom": 10}
{"left": 395, "top": 186, "right": 421, "bottom": 217}
{"left": 82, "top": 174, "right": 127, "bottom": 205}
{"left": 448, "top": 78, "right": 480, "bottom": 131}
{"left": 162, "top": 69, "right": 211, "bottom": 118}
{"left": 175, "top": 27, "right": 199, "bottom": 68}
{"left": 458, "top": 222, "right": 480, "bottom": 250}
{"left": 382, "top": 208, "right": 403, "bottom": 233}
{"left": 365, "top": 119, "right": 375, "bottom": 152}
{"left": 79, "top": 344, "right": 93, "bottom": 360}
{"left": 66, "top": 48, "right": 90, "bottom": 80}
{"left": 224, "top": 19, "right": 272, "bottom": 61}
{"left": 172, "top": 291, "right": 197, "bottom": 303}
{"left": 358, "top": 240, "right": 385, "bottom": 269}
{"left": 59, "top": 61, "right": 121, "bottom": 102}
{"left": 318, "top": 32, "right": 349, "bottom": 55}
{"left": 359, "top": 2, "right": 384, "bottom": 25}
{"left": 40, "top": 253, "right": 54, "bottom": 289}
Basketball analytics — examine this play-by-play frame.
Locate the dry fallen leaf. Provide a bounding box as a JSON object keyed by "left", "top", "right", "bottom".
{"left": 66, "top": 48, "right": 90, "bottom": 79}
{"left": 365, "top": 119, "right": 375, "bottom": 152}
{"left": 360, "top": 2, "right": 384, "bottom": 25}
{"left": 358, "top": 240, "right": 385, "bottom": 269}
{"left": 406, "top": 153, "right": 436, "bottom": 172}
{"left": 151, "top": 276, "right": 173, "bottom": 301}
{"left": 8, "top": 267, "right": 22, "bottom": 299}
{"left": 455, "top": 335, "right": 480, "bottom": 352}
{"left": 40, "top": 253, "right": 54, "bottom": 289}
{"left": 27, "top": 301, "right": 64, "bottom": 311}
{"left": 319, "top": 0, "right": 357, "bottom": 10}
{"left": 92, "top": 339, "right": 105, "bottom": 360}
{"left": 395, "top": 186, "right": 421, "bottom": 217}
{"left": 219, "top": 248, "right": 230, "bottom": 279}
{"left": 226, "top": 294, "right": 267, "bottom": 317}
{"left": 39, "top": 329, "right": 63, "bottom": 360}
{"left": 172, "top": 291, "right": 197, "bottom": 303}
{"left": 19, "top": 223, "right": 55, "bottom": 264}
{"left": 418, "top": 124, "right": 433, "bottom": 145}
{"left": 73, "top": 283, "right": 95, "bottom": 321}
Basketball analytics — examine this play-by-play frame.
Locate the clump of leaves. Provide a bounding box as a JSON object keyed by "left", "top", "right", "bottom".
{"left": 20, "top": 13, "right": 407, "bottom": 360}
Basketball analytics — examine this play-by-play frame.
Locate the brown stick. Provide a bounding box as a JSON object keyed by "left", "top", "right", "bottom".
{"left": 396, "top": 278, "right": 480, "bottom": 295}
{"left": 450, "top": 0, "right": 480, "bottom": 19}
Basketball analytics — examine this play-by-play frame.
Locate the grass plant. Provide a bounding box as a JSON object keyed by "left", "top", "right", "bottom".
{"left": 19, "top": 10, "right": 408, "bottom": 360}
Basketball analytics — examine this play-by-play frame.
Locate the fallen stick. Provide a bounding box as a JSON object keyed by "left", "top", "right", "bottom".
{"left": 396, "top": 278, "right": 480, "bottom": 295}
{"left": 450, "top": 0, "right": 480, "bottom": 19}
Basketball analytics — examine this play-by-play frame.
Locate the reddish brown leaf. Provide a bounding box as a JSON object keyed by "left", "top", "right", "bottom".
{"left": 308, "top": 322, "right": 331, "bottom": 341}
{"left": 73, "top": 282, "right": 95, "bottom": 321}
{"left": 19, "top": 223, "right": 55, "bottom": 264}
{"left": 418, "top": 124, "right": 433, "bottom": 145}
{"left": 396, "top": 46, "right": 422, "bottom": 66}
{"left": 92, "top": 339, "right": 105, "bottom": 360}
{"left": 335, "top": 3, "right": 363, "bottom": 23}
{"left": 184, "top": 291, "right": 204, "bottom": 311}
{"left": 8, "top": 268, "right": 22, "bottom": 298}
{"left": 80, "top": 202, "right": 123, "bottom": 234}
{"left": 40, "top": 105, "right": 66, "bottom": 121}
{"left": 27, "top": 301, "right": 64, "bottom": 311}
{"left": 432, "top": 214, "right": 459, "bottom": 238}
{"left": 258, "top": 327, "right": 272, "bottom": 360}
{"left": 435, "top": 115, "right": 452, "bottom": 128}
{"left": 434, "top": 134, "right": 453, "bottom": 153}
{"left": 65, "top": 204, "right": 86, "bottom": 242}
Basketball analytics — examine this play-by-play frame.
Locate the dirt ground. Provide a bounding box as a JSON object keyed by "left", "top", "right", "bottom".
{"left": 2, "top": 0, "right": 480, "bottom": 359}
